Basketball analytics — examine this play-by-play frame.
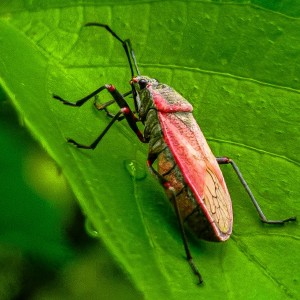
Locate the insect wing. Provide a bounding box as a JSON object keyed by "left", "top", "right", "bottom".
{"left": 154, "top": 94, "right": 233, "bottom": 240}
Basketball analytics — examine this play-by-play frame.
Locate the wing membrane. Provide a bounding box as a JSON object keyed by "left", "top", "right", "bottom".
{"left": 157, "top": 111, "right": 233, "bottom": 240}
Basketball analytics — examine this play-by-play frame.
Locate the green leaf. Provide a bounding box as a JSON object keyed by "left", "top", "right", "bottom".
{"left": 0, "top": 1, "right": 299, "bottom": 299}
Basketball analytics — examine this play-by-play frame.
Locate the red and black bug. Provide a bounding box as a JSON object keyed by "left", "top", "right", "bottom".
{"left": 53, "top": 23, "right": 296, "bottom": 284}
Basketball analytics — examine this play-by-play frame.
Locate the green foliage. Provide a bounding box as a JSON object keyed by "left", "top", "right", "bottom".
{"left": 0, "top": 1, "right": 299, "bottom": 299}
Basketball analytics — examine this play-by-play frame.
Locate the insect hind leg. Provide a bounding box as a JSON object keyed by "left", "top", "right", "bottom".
{"left": 216, "top": 157, "right": 297, "bottom": 224}
{"left": 147, "top": 155, "right": 203, "bottom": 284}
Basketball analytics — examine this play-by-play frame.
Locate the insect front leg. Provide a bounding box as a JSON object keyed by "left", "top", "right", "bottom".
{"left": 216, "top": 157, "right": 297, "bottom": 224}
{"left": 55, "top": 84, "right": 145, "bottom": 149}
{"left": 147, "top": 155, "right": 203, "bottom": 284}
{"left": 53, "top": 85, "right": 107, "bottom": 107}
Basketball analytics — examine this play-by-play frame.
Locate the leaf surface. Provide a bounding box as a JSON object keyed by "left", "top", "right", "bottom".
{"left": 0, "top": 1, "right": 299, "bottom": 299}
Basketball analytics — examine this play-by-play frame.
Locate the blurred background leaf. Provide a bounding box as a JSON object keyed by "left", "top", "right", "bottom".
{"left": 0, "top": 1, "right": 299, "bottom": 299}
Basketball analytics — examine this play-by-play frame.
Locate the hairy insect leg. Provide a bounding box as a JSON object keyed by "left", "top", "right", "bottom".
{"left": 147, "top": 156, "right": 203, "bottom": 284}
{"left": 216, "top": 157, "right": 297, "bottom": 224}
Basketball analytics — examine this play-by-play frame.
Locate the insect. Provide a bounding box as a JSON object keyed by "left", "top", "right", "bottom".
{"left": 53, "top": 23, "right": 296, "bottom": 284}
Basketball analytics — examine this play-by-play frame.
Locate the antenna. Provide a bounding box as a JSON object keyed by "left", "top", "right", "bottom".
{"left": 85, "top": 23, "right": 141, "bottom": 77}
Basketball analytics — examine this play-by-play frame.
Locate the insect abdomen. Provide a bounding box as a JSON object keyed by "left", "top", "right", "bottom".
{"left": 143, "top": 89, "right": 231, "bottom": 241}
{"left": 157, "top": 148, "right": 220, "bottom": 241}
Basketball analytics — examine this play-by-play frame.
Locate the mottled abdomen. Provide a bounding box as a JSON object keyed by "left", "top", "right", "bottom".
{"left": 158, "top": 147, "right": 221, "bottom": 241}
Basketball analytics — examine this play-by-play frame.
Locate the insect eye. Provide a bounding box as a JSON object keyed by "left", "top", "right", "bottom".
{"left": 138, "top": 79, "right": 148, "bottom": 89}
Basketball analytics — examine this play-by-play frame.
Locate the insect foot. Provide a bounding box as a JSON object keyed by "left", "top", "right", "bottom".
{"left": 188, "top": 259, "right": 203, "bottom": 285}
{"left": 53, "top": 94, "right": 77, "bottom": 106}
{"left": 260, "top": 216, "right": 297, "bottom": 225}
{"left": 66, "top": 138, "right": 95, "bottom": 149}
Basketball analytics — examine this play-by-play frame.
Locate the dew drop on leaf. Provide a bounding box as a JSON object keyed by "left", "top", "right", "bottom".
{"left": 85, "top": 218, "right": 100, "bottom": 238}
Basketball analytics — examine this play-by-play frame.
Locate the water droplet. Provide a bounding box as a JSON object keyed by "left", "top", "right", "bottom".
{"left": 220, "top": 58, "right": 228, "bottom": 66}
{"left": 124, "top": 159, "right": 147, "bottom": 180}
{"left": 85, "top": 218, "right": 100, "bottom": 238}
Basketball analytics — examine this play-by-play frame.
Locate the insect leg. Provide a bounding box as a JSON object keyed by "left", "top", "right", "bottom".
{"left": 216, "top": 157, "right": 297, "bottom": 224}
{"left": 94, "top": 90, "right": 132, "bottom": 111}
{"left": 94, "top": 91, "right": 132, "bottom": 122}
{"left": 68, "top": 109, "right": 124, "bottom": 149}
{"left": 53, "top": 85, "right": 107, "bottom": 107}
{"left": 102, "top": 107, "right": 126, "bottom": 121}
{"left": 147, "top": 155, "right": 203, "bottom": 284}
{"left": 94, "top": 99, "right": 116, "bottom": 111}
{"left": 66, "top": 85, "right": 144, "bottom": 148}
